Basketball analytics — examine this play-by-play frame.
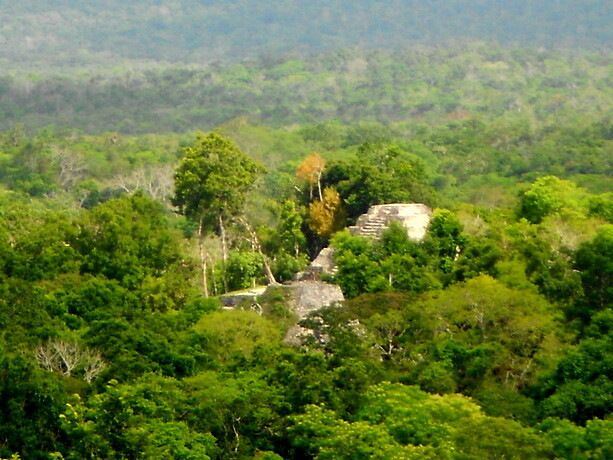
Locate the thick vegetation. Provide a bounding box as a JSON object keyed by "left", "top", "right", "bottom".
{"left": 0, "top": 40, "right": 611, "bottom": 459}
{"left": 0, "top": 44, "right": 611, "bottom": 134}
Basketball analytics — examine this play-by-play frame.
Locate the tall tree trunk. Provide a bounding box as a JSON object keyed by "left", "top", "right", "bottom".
{"left": 219, "top": 214, "right": 229, "bottom": 293}
{"left": 260, "top": 251, "right": 278, "bottom": 286}
{"left": 198, "top": 219, "right": 209, "bottom": 298}
{"left": 236, "top": 217, "right": 278, "bottom": 286}
{"left": 210, "top": 254, "right": 218, "bottom": 296}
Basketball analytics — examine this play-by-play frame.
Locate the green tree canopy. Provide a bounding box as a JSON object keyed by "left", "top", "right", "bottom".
{"left": 289, "top": 382, "right": 553, "bottom": 459}
{"left": 322, "top": 143, "right": 436, "bottom": 221}
{"left": 172, "top": 131, "right": 263, "bottom": 295}
{"left": 173, "top": 131, "right": 262, "bottom": 229}
{"left": 518, "top": 176, "right": 586, "bottom": 224}
{"left": 572, "top": 225, "right": 613, "bottom": 325}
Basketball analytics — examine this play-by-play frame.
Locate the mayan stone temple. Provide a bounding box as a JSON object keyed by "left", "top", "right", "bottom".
{"left": 302, "top": 203, "right": 433, "bottom": 280}
{"left": 348, "top": 203, "right": 432, "bottom": 241}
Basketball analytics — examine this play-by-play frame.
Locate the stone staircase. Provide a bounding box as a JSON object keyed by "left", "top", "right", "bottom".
{"left": 348, "top": 203, "right": 432, "bottom": 240}
{"left": 351, "top": 216, "right": 387, "bottom": 238}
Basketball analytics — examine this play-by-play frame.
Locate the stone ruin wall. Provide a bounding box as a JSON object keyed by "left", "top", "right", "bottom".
{"left": 303, "top": 203, "right": 433, "bottom": 280}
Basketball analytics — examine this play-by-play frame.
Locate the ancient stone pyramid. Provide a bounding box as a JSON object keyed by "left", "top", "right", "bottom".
{"left": 301, "top": 203, "right": 432, "bottom": 281}
{"left": 348, "top": 203, "right": 432, "bottom": 240}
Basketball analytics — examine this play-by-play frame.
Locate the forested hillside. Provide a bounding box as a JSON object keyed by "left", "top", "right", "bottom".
{"left": 0, "top": 44, "right": 611, "bottom": 134}
{"left": 2, "top": 1, "right": 611, "bottom": 71}
{"left": 0, "top": 1, "right": 612, "bottom": 458}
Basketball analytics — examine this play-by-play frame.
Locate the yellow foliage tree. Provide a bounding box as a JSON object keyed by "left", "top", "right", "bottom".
{"left": 308, "top": 187, "right": 347, "bottom": 238}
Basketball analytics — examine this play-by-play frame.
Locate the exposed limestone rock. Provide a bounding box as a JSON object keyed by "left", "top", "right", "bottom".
{"left": 220, "top": 280, "right": 342, "bottom": 317}
{"left": 284, "top": 322, "right": 329, "bottom": 347}
{"left": 311, "top": 247, "right": 337, "bottom": 273}
{"left": 271, "top": 280, "right": 344, "bottom": 346}
{"left": 295, "top": 247, "right": 337, "bottom": 280}
{"left": 287, "top": 280, "right": 344, "bottom": 319}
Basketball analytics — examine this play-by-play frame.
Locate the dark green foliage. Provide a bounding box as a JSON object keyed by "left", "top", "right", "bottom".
{"left": 0, "top": 137, "right": 58, "bottom": 196}
{"left": 78, "top": 193, "right": 182, "bottom": 286}
{"left": 182, "top": 370, "right": 286, "bottom": 456}
{"left": 0, "top": 173, "right": 609, "bottom": 459}
{"left": 226, "top": 251, "right": 264, "bottom": 291}
{"left": 269, "top": 251, "right": 309, "bottom": 283}
{"left": 518, "top": 176, "right": 585, "bottom": 224}
{"left": 331, "top": 210, "right": 476, "bottom": 298}
{"left": 0, "top": 352, "right": 66, "bottom": 459}
{"left": 330, "top": 222, "right": 445, "bottom": 299}
{"left": 6, "top": 216, "right": 80, "bottom": 281}
{"left": 322, "top": 143, "right": 436, "bottom": 221}
{"left": 0, "top": 279, "right": 59, "bottom": 348}
{"left": 83, "top": 317, "right": 202, "bottom": 381}
{"left": 452, "top": 236, "right": 503, "bottom": 282}
{"left": 536, "top": 311, "right": 613, "bottom": 424}
{"left": 0, "top": 44, "right": 609, "bottom": 147}
{"left": 0, "top": 194, "right": 81, "bottom": 282}
{"left": 60, "top": 376, "right": 218, "bottom": 459}
{"left": 289, "top": 383, "right": 554, "bottom": 459}
{"left": 588, "top": 194, "right": 613, "bottom": 222}
{"left": 0, "top": 36, "right": 611, "bottom": 459}
{"left": 332, "top": 245, "right": 386, "bottom": 298}
{"left": 423, "top": 209, "right": 468, "bottom": 277}
{"left": 50, "top": 276, "right": 138, "bottom": 323}
{"left": 319, "top": 274, "right": 561, "bottom": 420}
{"left": 573, "top": 225, "right": 613, "bottom": 324}
{"left": 0, "top": 134, "right": 610, "bottom": 460}
{"left": 258, "top": 200, "right": 310, "bottom": 282}
{"left": 538, "top": 417, "right": 613, "bottom": 459}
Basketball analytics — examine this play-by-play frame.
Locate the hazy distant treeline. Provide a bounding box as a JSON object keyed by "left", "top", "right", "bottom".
{"left": 2, "top": 1, "right": 610, "bottom": 71}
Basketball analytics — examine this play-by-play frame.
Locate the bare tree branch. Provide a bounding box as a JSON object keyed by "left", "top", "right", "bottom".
{"left": 34, "top": 340, "right": 106, "bottom": 382}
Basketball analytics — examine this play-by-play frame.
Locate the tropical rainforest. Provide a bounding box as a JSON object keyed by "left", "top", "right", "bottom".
{"left": 0, "top": 1, "right": 612, "bottom": 459}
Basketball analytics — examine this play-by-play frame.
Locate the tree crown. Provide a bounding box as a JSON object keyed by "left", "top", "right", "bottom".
{"left": 173, "top": 131, "right": 262, "bottom": 223}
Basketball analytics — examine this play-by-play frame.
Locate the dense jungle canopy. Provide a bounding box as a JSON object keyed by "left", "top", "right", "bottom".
{"left": 0, "top": 1, "right": 612, "bottom": 458}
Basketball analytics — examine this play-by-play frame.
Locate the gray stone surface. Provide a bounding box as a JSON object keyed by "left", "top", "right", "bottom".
{"left": 310, "top": 247, "right": 337, "bottom": 274}
{"left": 284, "top": 323, "right": 329, "bottom": 347}
{"left": 288, "top": 280, "right": 344, "bottom": 319}
{"left": 274, "top": 280, "right": 345, "bottom": 346}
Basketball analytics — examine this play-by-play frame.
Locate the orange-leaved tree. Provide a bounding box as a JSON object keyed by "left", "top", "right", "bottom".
{"left": 296, "top": 152, "right": 326, "bottom": 201}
